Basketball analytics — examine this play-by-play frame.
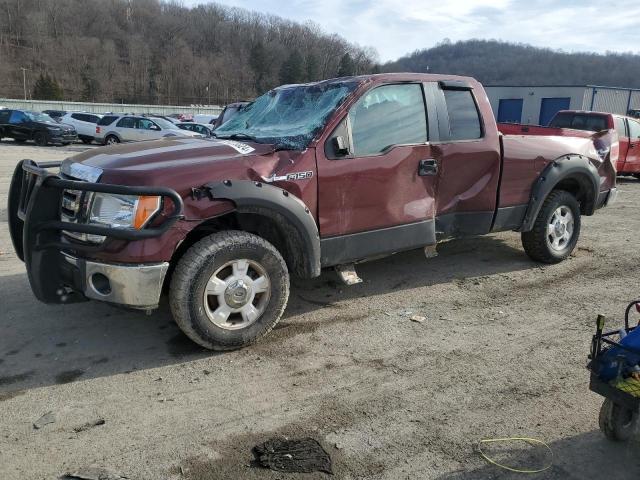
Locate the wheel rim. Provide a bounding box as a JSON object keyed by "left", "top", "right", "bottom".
{"left": 203, "top": 258, "right": 271, "bottom": 330}
{"left": 546, "top": 205, "right": 574, "bottom": 251}
{"left": 106, "top": 136, "right": 117, "bottom": 144}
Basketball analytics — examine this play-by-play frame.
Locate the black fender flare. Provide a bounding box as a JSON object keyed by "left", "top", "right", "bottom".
{"left": 205, "top": 180, "right": 321, "bottom": 278}
{"left": 520, "top": 154, "right": 600, "bottom": 232}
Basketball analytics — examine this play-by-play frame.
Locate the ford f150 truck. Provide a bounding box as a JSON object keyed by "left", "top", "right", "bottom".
{"left": 500, "top": 110, "right": 640, "bottom": 178}
{"left": 8, "top": 74, "right": 618, "bottom": 350}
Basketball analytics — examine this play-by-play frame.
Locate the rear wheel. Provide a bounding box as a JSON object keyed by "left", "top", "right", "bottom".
{"left": 521, "top": 190, "right": 581, "bottom": 264}
{"left": 105, "top": 135, "right": 120, "bottom": 145}
{"left": 34, "top": 132, "right": 48, "bottom": 146}
{"left": 169, "top": 231, "right": 289, "bottom": 350}
{"left": 599, "top": 399, "right": 638, "bottom": 442}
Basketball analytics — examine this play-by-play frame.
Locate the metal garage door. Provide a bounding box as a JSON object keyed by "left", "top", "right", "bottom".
{"left": 497, "top": 99, "right": 523, "bottom": 123}
{"left": 539, "top": 97, "right": 571, "bottom": 126}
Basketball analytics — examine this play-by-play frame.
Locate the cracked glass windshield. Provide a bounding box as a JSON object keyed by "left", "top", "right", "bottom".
{"left": 215, "top": 81, "right": 358, "bottom": 150}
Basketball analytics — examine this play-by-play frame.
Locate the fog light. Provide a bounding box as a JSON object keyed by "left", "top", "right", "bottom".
{"left": 90, "top": 273, "right": 111, "bottom": 296}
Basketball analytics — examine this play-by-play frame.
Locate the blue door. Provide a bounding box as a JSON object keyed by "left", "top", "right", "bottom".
{"left": 539, "top": 97, "right": 571, "bottom": 126}
{"left": 497, "top": 99, "right": 523, "bottom": 123}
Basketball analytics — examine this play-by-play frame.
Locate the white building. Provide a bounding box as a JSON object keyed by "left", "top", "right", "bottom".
{"left": 485, "top": 85, "right": 640, "bottom": 126}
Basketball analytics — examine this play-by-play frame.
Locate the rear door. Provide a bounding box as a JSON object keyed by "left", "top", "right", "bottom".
{"left": 114, "top": 116, "right": 137, "bottom": 141}
{"left": 624, "top": 118, "right": 640, "bottom": 173}
{"left": 316, "top": 82, "right": 438, "bottom": 264}
{"left": 428, "top": 82, "right": 502, "bottom": 236}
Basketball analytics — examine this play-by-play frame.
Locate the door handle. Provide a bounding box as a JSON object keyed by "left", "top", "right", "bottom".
{"left": 418, "top": 159, "right": 438, "bottom": 176}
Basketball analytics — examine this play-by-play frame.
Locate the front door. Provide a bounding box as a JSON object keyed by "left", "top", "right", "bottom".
{"left": 316, "top": 83, "right": 438, "bottom": 265}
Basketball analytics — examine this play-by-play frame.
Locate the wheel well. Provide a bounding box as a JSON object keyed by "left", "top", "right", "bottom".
{"left": 165, "top": 210, "right": 309, "bottom": 290}
{"left": 553, "top": 174, "right": 595, "bottom": 214}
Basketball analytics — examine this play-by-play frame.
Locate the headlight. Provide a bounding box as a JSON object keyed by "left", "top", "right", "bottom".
{"left": 89, "top": 194, "right": 161, "bottom": 230}
{"left": 47, "top": 126, "right": 62, "bottom": 132}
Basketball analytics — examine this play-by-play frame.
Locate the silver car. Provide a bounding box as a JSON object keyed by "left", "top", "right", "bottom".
{"left": 95, "top": 115, "right": 203, "bottom": 145}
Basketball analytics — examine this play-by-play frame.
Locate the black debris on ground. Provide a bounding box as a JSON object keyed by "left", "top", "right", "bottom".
{"left": 73, "top": 418, "right": 106, "bottom": 433}
{"left": 253, "top": 437, "right": 332, "bottom": 474}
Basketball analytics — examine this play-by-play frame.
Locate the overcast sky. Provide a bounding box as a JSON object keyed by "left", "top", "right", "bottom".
{"left": 183, "top": 0, "right": 640, "bottom": 62}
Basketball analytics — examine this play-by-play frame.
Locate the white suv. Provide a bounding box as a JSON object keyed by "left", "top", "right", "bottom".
{"left": 60, "top": 112, "right": 103, "bottom": 144}
{"left": 95, "top": 115, "right": 203, "bottom": 145}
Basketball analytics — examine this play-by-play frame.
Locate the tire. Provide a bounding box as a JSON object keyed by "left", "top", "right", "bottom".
{"left": 521, "top": 190, "right": 581, "bottom": 264}
{"left": 104, "top": 135, "right": 120, "bottom": 145}
{"left": 169, "top": 230, "right": 290, "bottom": 350}
{"left": 633, "top": 174, "right": 640, "bottom": 180}
{"left": 34, "top": 132, "right": 48, "bottom": 146}
{"left": 599, "top": 399, "right": 638, "bottom": 442}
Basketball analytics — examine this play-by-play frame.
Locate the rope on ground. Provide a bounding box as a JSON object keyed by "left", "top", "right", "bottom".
{"left": 476, "top": 437, "right": 553, "bottom": 474}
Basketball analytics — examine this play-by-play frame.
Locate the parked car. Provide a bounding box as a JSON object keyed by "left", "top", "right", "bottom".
{"left": 500, "top": 110, "right": 640, "bottom": 179}
{"left": 213, "top": 101, "right": 251, "bottom": 129}
{"left": 167, "top": 113, "right": 193, "bottom": 123}
{"left": 42, "top": 110, "right": 68, "bottom": 122}
{"left": 176, "top": 122, "right": 214, "bottom": 137}
{"left": 59, "top": 112, "right": 103, "bottom": 144}
{"left": 0, "top": 109, "right": 77, "bottom": 146}
{"left": 194, "top": 114, "right": 218, "bottom": 124}
{"left": 627, "top": 109, "right": 640, "bottom": 119}
{"left": 94, "top": 114, "right": 204, "bottom": 144}
{"left": 9, "top": 73, "right": 617, "bottom": 351}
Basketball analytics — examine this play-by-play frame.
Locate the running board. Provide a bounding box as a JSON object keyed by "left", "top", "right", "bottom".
{"left": 335, "top": 264, "right": 363, "bottom": 285}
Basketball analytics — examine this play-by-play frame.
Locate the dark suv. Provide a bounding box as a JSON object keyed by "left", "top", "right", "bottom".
{"left": 0, "top": 109, "right": 77, "bottom": 146}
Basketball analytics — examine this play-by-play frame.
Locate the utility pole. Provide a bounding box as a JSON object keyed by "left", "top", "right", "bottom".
{"left": 21, "top": 67, "right": 28, "bottom": 100}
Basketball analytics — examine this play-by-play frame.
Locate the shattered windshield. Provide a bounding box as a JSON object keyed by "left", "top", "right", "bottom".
{"left": 215, "top": 81, "right": 358, "bottom": 150}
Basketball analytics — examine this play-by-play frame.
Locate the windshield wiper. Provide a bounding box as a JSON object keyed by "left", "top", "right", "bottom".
{"left": 215, "top": 133, "right": 261, "bottom": 143}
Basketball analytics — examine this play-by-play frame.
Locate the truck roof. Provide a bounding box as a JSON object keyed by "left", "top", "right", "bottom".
{"left": 277, "top": 72, "right": 479, "bottom": 90}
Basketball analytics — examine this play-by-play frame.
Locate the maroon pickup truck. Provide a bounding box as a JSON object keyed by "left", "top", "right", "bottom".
{"left": 8, "top": 73, "right": 618, "bottom": 350}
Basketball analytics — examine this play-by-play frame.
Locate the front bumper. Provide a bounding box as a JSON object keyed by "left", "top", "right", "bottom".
{"left": 62, "top": 254, "right": 169, "bottom": 309}
{"left": 49, "top": 132, "right": 78, "bottom": 144}
{"left": 7, "top": 159, "right": 183, "bottom": 309}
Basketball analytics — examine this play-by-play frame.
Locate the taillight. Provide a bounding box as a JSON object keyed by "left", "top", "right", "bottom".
{"left": 96, "top": 126, "right": 101, "bottom": 134}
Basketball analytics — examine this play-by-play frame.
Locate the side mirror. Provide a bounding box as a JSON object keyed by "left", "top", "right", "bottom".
{"left": 332, "top": 135, "right": 349, "bottom": 156}
{"left": 150, "top": 125, "right": 160, "bottom": 131}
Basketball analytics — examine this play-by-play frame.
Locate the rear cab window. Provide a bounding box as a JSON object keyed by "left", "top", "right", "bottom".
{"left": 550, "top": 113, "right": 608, "bottom": 132}
{"left": 442, "top": 89, "right": 482, "bottom": 140}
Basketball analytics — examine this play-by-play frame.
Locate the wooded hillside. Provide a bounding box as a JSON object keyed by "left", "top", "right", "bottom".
{"left": 0, "top": 0, "right": 377, "bottom": 105}
{"left": 384, "top": 39, "right": 640, "bottom": 88}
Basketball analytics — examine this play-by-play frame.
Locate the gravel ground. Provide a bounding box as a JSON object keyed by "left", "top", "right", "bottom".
{"left": 1, "top": 142, "right": 639, "bottom": 479}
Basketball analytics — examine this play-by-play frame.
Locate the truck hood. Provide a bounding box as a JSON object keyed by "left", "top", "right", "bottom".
{"left": 62, "top": 137, "right": 300, "bottom": 190}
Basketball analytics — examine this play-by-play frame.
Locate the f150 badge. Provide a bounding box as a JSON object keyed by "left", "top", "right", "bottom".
{"left": 263, "top": 171, "right": 314, "bottom": 182}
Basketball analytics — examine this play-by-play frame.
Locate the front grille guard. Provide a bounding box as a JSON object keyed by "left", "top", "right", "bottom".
{"left": 8, "top": 159, "right": 184, "bottom": 305}
{"left": 9, "top": 159, "right": 184, "bottom": 261}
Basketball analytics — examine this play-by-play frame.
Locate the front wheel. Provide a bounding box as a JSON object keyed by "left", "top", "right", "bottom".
{"left": 599, "top": 399, "right": 639, "bottom": 442}
{"left": 521, "top": 190, "right": 581, "bottom": 264}
{"left": 34, "top": 132, "right": 48, "bottom": 146}
{"left": 169, "top": 231, "right": 289, "bottom": 350}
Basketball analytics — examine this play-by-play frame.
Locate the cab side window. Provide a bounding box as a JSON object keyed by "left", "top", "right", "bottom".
{"left": 0, "top": 110, "right": 11, "bottom": 123}
{"left": 629, "top": 119, "right": 640, "bottom": 139}
{"left": 348, "top": 84, "right": 427, "bottom": 157}
{"left": 614, "top": 117, "right": 627, "bottom": 138}
{"left": 443, "top": 90, "right": 482, "bottom": 140}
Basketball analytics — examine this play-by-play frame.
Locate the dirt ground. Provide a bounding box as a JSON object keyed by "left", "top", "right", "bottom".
{"left": 1, "top": 141, "right": 639, "bottom": 480}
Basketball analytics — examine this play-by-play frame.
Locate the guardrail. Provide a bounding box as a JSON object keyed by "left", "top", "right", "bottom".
{"left": 0, "top": 98, "right": 223, "bottom": 116}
